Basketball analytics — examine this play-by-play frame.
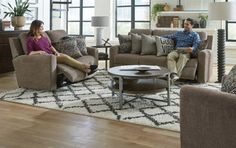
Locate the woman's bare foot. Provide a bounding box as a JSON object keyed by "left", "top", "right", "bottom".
{"left": 82, "top": 64, "right": 90, "bottom": 73}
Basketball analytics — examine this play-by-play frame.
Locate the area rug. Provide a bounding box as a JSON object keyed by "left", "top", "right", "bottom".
{"left": 0, "top": 70, "right": 221, "bottom": 131}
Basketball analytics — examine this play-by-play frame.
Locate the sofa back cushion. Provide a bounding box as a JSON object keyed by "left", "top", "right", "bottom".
{"left": 130, "top": 29, "right": 152, "bottom": 35}
{"left": 131, "top": 33, "right": 142, "bottom": 54}
{"left": 152, "top": 30, "right": 177, "bottom": 36}
{"left": 46, "top": 30, "right": 67, "bottom": 43}
{"left": 118, "top": 34, "right": 132, "bottom": 53}
{"left": 197, "top": 31, "right": 207, "bottom": 40}
{"left": 141, "top": 34, "right": 156, "bottom": 55}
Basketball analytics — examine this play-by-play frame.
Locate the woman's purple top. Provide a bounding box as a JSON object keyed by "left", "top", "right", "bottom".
{"left": 26, "top": 36, "right": 53, "bottom": 55}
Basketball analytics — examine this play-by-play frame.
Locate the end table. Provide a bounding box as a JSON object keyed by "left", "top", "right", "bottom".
{"left": 92, "top": 45, "right": 111, "bottom": 70}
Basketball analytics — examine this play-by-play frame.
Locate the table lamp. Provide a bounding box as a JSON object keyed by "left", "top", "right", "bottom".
{"left": 208, "top": 2, "right": 236, "bottom": 82}
{"left": 91, "top": 16, "right": 109, "bottom": 46}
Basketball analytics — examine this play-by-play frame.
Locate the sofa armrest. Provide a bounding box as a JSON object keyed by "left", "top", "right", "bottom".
{"left": 13, "top": 54, "right": 57, "bottom": 90}
{"left": 197, "top": 49, "right": 212, "bottom": 83}
{"left": 9, "top": 37, "right": 25, "bottom": 58}
{"left": 87, "top": 47, "right": 98, "bottom": 65}
{"left": 109, "top": 45, "right": 119, "bottom": 67}
{"left": 180, "top": 85, "right": 236, "bottom": 148}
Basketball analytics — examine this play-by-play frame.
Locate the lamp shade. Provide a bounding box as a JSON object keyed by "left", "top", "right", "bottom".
{"left": 208, "top": 2, "right": 236, "bottom": 20}
{"left": 91, "top": 16, "right": 109, "bottom": 27}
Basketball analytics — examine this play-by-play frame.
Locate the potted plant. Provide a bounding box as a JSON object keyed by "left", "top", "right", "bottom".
{"left": 1, "top": 0, "right": 31, "bottom": 30}
{"left": 151, "top": 4, "right": 164, "bottom": 21}
{"left": 199, "top": 15, "right": 208, "bottom": 28}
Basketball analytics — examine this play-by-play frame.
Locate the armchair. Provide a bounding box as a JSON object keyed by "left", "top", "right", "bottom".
{"left": 9, "top": 30, "right": 98, "bottom": 90}
{"left": 180, "top": 85, "right": 236, "bottom": 148}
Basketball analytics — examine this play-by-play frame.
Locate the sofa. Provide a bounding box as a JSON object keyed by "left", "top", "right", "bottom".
{"left": 180, "top": 85, "right": 236, "bottom": 148}
{"left": 9, "top": 30, "right": 98, "bottom": 90}
{"left": 110, "top": 29, "right": 213, "bottom": 83}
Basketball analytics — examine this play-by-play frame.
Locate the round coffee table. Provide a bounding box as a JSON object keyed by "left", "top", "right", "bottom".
{"left": 108, "top": 65, "right": 171, "bottom": 109}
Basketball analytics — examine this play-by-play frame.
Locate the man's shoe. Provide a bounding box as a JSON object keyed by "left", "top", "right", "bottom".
{"left": 170, "top": 73, "right": 179, "bottom": 85}
{"left": 172, "top": 74, "right": 179, "bottom": 81}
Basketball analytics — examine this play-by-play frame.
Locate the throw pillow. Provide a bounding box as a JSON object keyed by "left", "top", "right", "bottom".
{"left": 155, "top": 36, "right": 175, "bottom": 56}
{"left": 141, "top": 34, "right": 157, "bottom": 55}
{"left": 118, "top": 34, "right": 132, "bottom": 53}
{"left": 131, "top": 33, "right": 142, "bottom": 54}
{"left": 221, "top": 65, "right": 236, "bottom": 94}
{"left": 191, "top": 40, "right": 208, "bottom": 58}
{"left": 73, "top": 35, "right": 88, "bottom": 55}
{"left": 54, "top": 36, "right": 83, "bottom": 58}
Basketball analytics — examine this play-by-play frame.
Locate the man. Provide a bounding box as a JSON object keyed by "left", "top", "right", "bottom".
{"left": 163, "top": 18, "right": 201, "bottom": 81}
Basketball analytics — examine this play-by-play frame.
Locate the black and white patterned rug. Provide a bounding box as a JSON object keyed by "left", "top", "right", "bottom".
{"left": 0, "top": 70, "right": 221, "bottom": 131}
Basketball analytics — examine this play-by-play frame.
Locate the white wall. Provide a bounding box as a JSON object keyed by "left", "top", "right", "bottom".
{"left": 94, "top": 0, "right": 112, "bottom": 40}
{"left": 39, "top": 0, "right": 50, "bottom": 30}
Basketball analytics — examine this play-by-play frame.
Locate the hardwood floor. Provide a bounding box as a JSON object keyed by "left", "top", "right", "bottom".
{"left": 0, "top": 101, "right": 180, "bottom": 148}
{"left": 0, "top": 63, "right": 233, "bottom": 147}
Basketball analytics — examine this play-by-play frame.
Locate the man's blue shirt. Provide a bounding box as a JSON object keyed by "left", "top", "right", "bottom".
{"left": 163, "top": 31, "right": 201, "bottom": 52}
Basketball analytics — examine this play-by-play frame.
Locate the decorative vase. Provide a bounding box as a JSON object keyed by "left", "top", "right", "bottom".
{"left": 164, "top": 3, "right": 170, "bottom": 11}
{"left": 199, "top": 19, "right": 207, "bottom": 28}
{"left": 11, "top": 16, "right": 26, "bottom": 30}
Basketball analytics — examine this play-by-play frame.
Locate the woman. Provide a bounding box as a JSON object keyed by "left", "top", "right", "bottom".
{"left": 26, "top": 20, "right": 97, "bottom": 74}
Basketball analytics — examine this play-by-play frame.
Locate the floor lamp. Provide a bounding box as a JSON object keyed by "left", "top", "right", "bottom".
{"left": 91, "top": 16, "right": 109, "bottom": 46}
{"left": 208, "top": 2, "right": 236, "bottom": 82}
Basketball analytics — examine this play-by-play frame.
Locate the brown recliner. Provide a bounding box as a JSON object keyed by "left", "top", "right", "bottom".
{"left": 9, "top": 30, "right": 98, "bottom": 90}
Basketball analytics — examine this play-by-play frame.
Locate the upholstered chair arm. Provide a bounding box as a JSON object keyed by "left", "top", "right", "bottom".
{"left": 9, "top": 37, "right": 24, "bottom": 58}
{"left": 180, "top": 85, "right": 236, "bottom": 148}
{"left": 109, "top": 45, "right": 120, "bottom": 68}
{"left": 87, "top": 47, "right": 98, "bottom": 65}
{"left": 197, "top": 49, "right": 212, "bottom": 83}
{"left": 13, "top": 54, "right": 57, "bottom": 90}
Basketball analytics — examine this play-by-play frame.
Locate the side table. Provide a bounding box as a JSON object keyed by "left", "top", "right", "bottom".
{"left": 92, "top": 45, "right": 111, "bottom": 70}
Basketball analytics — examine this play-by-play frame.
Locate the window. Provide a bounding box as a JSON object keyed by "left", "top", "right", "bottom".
{"left": 226, "top": 21, "right": 236, "bottom": 41}
{"left": 115, "top": 0, "right": 150, "bottom": 36}
{"left": 225, "top": 0, "right": 236, "bottom": 41}
{"left": 50, "top": 0, "right": 94, "bottom": 36}
{"left": 68, "top": 0, "right": 94, "bottom": 36}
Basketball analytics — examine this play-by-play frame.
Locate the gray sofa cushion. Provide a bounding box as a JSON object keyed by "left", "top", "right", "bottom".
{"left": 141, "top": 34, "right": 156, "bottom": 55}
{"left": 118, "top": 34, "right": 132, "bottom": 53}
{"left": 114, "top": 54, "right": 139, "bottom": 65}
{"left": 155, "top": 36, "right": 175, "bottom": 56}
{"left": 131, "top": 33, "right": 142, "bottom": 54}
{"left": 74, "top": 35, "right": 88, "bottom": 55}
{"left": 54, "top": 36, "right": 83, "bottom": 58}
